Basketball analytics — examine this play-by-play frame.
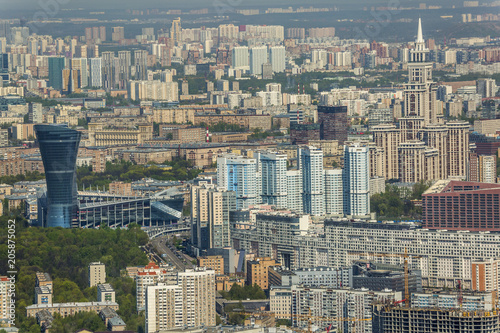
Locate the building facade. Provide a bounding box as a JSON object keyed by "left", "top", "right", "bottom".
{"left": 35, "top": 125, "right": 81, "bottom": 228}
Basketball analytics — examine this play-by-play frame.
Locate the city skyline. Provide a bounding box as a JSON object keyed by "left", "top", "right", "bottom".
{"left": 1, "top": 5, "right": 500, "bottom": 333}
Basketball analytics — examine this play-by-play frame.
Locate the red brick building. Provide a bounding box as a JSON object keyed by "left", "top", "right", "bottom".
{"left": 422, "top": 180, "right": 500, "bottom": 231}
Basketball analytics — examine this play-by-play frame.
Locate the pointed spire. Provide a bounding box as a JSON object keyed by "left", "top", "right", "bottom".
{"left": 416, "top": 18, "right": 424, "bottom": 44}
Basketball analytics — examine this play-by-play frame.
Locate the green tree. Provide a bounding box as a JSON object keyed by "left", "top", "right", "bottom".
{"left": 50, "top": 312, "right": 106, "bottom": 333}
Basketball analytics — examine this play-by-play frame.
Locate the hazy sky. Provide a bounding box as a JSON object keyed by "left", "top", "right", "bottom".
{"left": 0, "top": 0, "right": 472, "bottom": 12}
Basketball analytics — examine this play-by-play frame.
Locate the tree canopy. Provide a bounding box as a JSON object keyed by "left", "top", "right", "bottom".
{"left": 220, "top": 283, "right": 266, "bottom": 300}
{"left": 370, "top": 181, "right": 431, "bottom": 219}
{"left": 77, "top": 159, "right": 202, "bottom": 190}
{"left": 0, "top": 214, "right": 149, "bottom": 332}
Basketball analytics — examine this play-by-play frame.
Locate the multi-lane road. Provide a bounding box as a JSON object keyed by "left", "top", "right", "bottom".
{"left": 150, "top": 235, "right": 195, "bottom": 271}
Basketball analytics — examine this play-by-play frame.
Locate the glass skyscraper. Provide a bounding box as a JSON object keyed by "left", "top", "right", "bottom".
{"left": 35, "top": 124, "right": 81, "bottom": 228}
{"left": 48, "top": 57, "right": 65, "bottom": 90}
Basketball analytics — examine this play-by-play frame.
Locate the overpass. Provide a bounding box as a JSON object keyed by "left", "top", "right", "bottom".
{"left": 144, "top": 223, "right": 190, "bottom": 238}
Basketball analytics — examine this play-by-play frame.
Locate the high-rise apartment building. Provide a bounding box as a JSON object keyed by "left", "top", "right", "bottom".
{"left": 343, "top": 143, "right": 370, "bottom": 217}
{"left": 145, "top": 284, "right": 182, "bottom": 333}
{"left": 217, "top": 154, "right": 259, "bottom": 209}
{"left": 102, "top": 51, "right": 115, "bottom": 90}
{"left": 324, "top": 169, "right": 344, "bottom": 215}
{"left": 190, "top": 182, "right": 236, "bottom": 253}
{"left": 476, "top": 78, "right": 496, "bottom": 98}
{"left": 250, "top": 46, "right": 268, "bottom": 76}
{"left": 134, "top": 50, "right": 148, "bottom": 81}
{"left": 111, "top": 26, "right": 124, "bottom": 41}
{"left": 0, "top": 276, "right": 11, "bottom": 325}
{"left": 170, "top": 18, "right": 182, "bottom": 45}
{"left": 136, "top": 262, "right": 172, "bottom": 312}
{"left": 269, "top": 46, "right": 286, "bottom": 73}
{"left": 478, "top": 155, "right": 497, "bottom": 183}
{"left": 89, "top": 262, "right": 106, "bottom": 287}
{"left": 299, "top": 146, "right": 324, "bottom": 216}
{"left": 372, "top": 124, "right": 400, "bottom": 180}
{"left": 232, "top": 46, "right": 249, "bottom": 69}
{"left": 446, "top": 121, "right": 469, "bottom": 178}
{"left": 88, "top": 57, "right": 102, "bottom": 88}
{"left": 471, "top": 259, "right": 500, "bottom": 293}
{"left": 97, "top": 283, "right": 115, "bottom": 302}
{"left": 117, "top": 51, "right": 131, "bottom": 90}
{"left": 29, "top": 102, "right": 43, "bottom": 124}
{"left": 145, "top": 269, "right": 215, "bottom": 333}
{"left": 35, "top": 125, "right": 81, "bottom": 228}
{"left": 286, "top": 169, "right": 303, "bottom": 213}
{"left": 258, "top": 152, "right": 288, "bottom": 208}
{"left": 71, "top": 58, "right": 88, "bottom": 89}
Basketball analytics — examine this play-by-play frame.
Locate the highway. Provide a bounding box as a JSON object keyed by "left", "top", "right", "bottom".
{"left": 150, "top": 235, "right": 194, "bottom": 271}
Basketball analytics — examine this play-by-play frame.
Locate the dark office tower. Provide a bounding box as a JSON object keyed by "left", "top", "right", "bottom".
{"left": 0, "top": 53, "right": 7, "bottom": 71}
{"left": 35, "top": 125, "right": 81, "bottom": 228}
{"left": 317, "top": 105, "right": 348, "bottom": 144}
{"left": 48, "top": 57, "right": 65, "bottom": 91}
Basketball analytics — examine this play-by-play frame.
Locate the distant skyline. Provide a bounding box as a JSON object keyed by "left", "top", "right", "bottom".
{"left": 0, "top": 0, "right": 494, "bottom": 13}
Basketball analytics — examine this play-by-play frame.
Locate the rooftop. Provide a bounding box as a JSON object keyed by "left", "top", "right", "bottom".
{"left": 26, "top": 301, "right": 118, "bottom": 310}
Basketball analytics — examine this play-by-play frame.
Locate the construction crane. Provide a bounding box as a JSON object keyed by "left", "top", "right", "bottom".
{"left": 348, "top": 248, "right": 422, "bottom": 308}
{"left": 457, "top": 280, "right": 463, "bottom": 308}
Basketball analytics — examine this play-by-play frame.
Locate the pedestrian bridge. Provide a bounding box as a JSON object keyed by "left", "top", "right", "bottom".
{"left": 143, "top": 223, "right": 190, "bottom": 238}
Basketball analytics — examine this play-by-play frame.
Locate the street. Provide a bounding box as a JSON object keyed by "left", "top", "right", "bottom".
{"left": 150, "top": 235, "right": 194, "bottom": 271}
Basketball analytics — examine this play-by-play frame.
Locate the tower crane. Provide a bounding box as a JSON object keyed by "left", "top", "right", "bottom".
{"left": 348, "top": 248, "right": 422, "bottom": 307}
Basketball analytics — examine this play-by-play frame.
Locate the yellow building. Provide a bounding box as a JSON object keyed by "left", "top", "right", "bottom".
{"left": 87, "top": 123, "right": 153, "bottom": 147}
{"left": 215, "top": 275, "right": 245, "bottom": 292}
{"left": 26, "top": 301, "right": 118, "bottom": 318}
{"left": 246, "top": 257, "right": 277, "bottom": 291}
{"left": 198, "top": 256, "right": 224, "bottom": 276}
{"left": 88, "top": 262, "right": 106, "bottom": 287}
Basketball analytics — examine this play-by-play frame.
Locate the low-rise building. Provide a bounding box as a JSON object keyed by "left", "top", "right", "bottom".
{"left": 97, "top": 284, "right": 115, "bottom": 303}
{"left": 198, "top": 256, "right": 224, "bottom": 276}
{"left": 26, "top": 301, "right": 119, "bottom": 318}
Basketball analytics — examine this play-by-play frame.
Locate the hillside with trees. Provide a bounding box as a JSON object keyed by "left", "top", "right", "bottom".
{"left": 0, "top": 213, "right": 149, "bottom": 333}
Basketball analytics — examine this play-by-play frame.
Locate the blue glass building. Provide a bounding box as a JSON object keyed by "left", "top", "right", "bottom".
{"left": 48, "top": 57, "right": 64, "bottom": 91}
{"left": 35, "top": 125, "right": 81, "bottom": 228}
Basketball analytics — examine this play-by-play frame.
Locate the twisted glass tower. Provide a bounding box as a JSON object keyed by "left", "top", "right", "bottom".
{"left": 35, "top": 125, "right": 81, "bottom": 228}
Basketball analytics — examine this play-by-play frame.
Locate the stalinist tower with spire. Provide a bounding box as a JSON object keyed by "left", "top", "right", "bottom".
{"left": 400, "top": 18, "right": 440, "bottom": 141}
{"left": 372, "top": 19, "right": 469, "bottom": 182}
